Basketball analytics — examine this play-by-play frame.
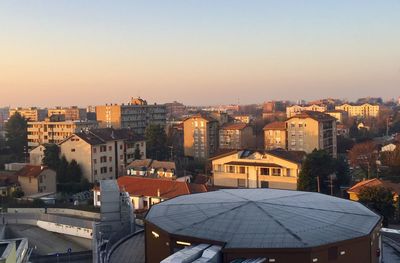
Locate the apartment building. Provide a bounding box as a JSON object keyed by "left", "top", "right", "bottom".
{"left": 0, "top": 107, "right": 9, "bottom": 142}
{"left": 48, "top": 106, "right": 87, "bottom": 121}
{"left": 96, "top": 97, "right": 166, "bottom": 135}
{"left": 211, "top": 149, "right": 305, "bottom": 190}
{"left": 326, "top": 110, "right": 348, "bottom": 123}
{"left": 126, "top": 159, "right": 176, "bottom": 179}
{"left": 286, "top": 111, "right": 337, "bottom": 157}
{"left": 263, "top": 121, "right": 287, "bottom": 150}
{"left": 9, "top": 107, "right": 47, "bottom": 121}
{"left": 59, "top": 128, "right": 146, "bottom": 183}
{"left": 183, "top": 114, "right": 219, "bottom": 159}
{"left": 164, "top": 101, "right": 186, "bottom": 120}
{"left": 219, "top": 123, "right": 254, "bottom": 150}
{"left": 27, "top": 118, "right": 98, "bottom": 148}
{"left": 286, "top": 104, "right": 327, "bottom": 118}
{"left": 16, "top": 165, "right": 56, "bottom": 196}
{"left": 233, "top": 115, "right": 252, "bottom": 124}
{"left": 335, "top": 103, "right": 380, "bottom": 118}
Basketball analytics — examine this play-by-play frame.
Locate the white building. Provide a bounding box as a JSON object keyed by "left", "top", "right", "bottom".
{"left": 286, "top": 104, "right": 327, "bottom": 118}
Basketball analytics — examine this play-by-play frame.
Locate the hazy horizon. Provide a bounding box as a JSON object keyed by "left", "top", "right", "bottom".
{"left": 1, "top": 0, "right": 400, "bottom": 107}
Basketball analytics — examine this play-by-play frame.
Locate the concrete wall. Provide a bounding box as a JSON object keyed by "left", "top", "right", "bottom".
{"left": 36, "top": 221, "right": 92, "bottom": 239}
{"left": 7, "top": 208, "right": 100, "bottom": 220}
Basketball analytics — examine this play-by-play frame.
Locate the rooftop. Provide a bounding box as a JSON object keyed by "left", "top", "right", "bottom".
{"left": 68, "top": 128, "right": 144, "bottom": 145}
{"left": 263, "top": 121, "right": 286, "bottom": 130}
{"left": 15, "top": 165, "right": 48, "bottom": 178}
{"left": 288, "top": 111, "right": 336, "bottom": 122}
{"left": 348, "top": 178, "right": 400, "bottom": 196}
{"left": 221, "top": 123, "right": 248, "bottom": 131}
{"left": 146, "top": 189, "right": 381, "bottom": 249}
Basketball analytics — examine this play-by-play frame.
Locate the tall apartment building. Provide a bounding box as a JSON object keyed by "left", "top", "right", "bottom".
{"left": 286, "top": 111, "right": 337, "bottom": 157}
{"left": 59, "top": 128, "right": 146, "bottom": 183}
{"left": 183, "top": 114, "right": 219, "bottom": 160}
{"left": 9, "top": 107, "right": 47, "bottom": 121}
{"left": 48, "top": 106, "right": 87, "bottom": 121}
{"left": 0, "top": 107, "right": 9, "bottom": 142}
{"left": 211, "top": 149, "right": 306, "bottom": 190}
{"left": 263, "top": 121, "right": 287, "bottom": 150}
{"left": 27, "top": 118, "right": 98, "bottom": 148}
{"left": 286, "top": 104, "right": 327, "bottom": 118}
{"left": 96, "top": 97, "right": 166, "bottom": 135}
{"left": 219, "top": 123, "right": 254, "bottom": 150}
{"left": 164, "top": 101, "right": 186, "bottom": 120}
{"left": 335, "top": 103, "right": 380, "bottom": 118}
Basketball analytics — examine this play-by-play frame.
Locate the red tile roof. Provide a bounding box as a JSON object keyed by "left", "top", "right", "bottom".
{"left": 348, "top": 178, "right": 400, "bottom": 196}
{"left": 15, "top": 165, "right": 48, "bottom": 178}
{"left": 263, "top": 121, "right": 286, "bottom": 130}
{"left": 221, "top": 123, "right": 248, "bottom": 130}
{"left": 117, "top": 176, "right": 207, "bottom": 199}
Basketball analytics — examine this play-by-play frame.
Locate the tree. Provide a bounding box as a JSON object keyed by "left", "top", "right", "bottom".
{"left": 297, "top": 150, "right": 335, "bottom": 193}
{"left": 380, "top": 148, "right": 400, "bottom": 182}
{"left": 57, "top": 156, "right": 69, "bottom": 184}
{"left": 335, "top": 156, "right": 350, "bottom": 188}
{"left": 5, "top": 112, "right": 27, "bottom": 160}
{"left": 337, "top": 135, "right": 354, "bottom": 154}
{"left": 134, "top": 144, "right": 142, "bottom": 159}
{"left": 145, "top": 124, "right": 168, "bottom": 160}
{"left": 348, "top": 141, "right": 378, "bottom": 178}
{"left": 358, "top": 186, "right": 395, "bottom": 226}
{"left": 67, "top": 159, "right": 82, "bottom": 182}
{"left": 42, "top": 144, "right": 60, "bottom": 169}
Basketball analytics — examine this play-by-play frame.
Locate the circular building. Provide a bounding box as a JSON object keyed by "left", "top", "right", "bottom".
{"left": 145, "top": 189, "right": 382, "bottom": 263}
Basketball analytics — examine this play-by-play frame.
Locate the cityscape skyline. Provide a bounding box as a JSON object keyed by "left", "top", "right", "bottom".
{"left": 1, "top": 0, "right": 400, "bottom": 106}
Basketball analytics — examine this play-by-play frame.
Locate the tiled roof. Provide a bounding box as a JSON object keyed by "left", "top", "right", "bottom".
{"left": 221, "top": 123, "right": 247, "bottom": 130}
{"left": 288, "top": 111, "right": 336, "bottom": 122}
{"left": 225, "top": 161, "right": 282, "bottom": 168}
{"left": 266, "top": 148, "right": 306, "bottom": 164}
{"left": 69, "top": 128, "right": 144, "bottom": 145}
{"left": 126, "top": 159, "right": 153, "bottom": 168}
{"left": 126, "top": 159, "right": 176, "bottom": 171}
{"left": 348, "top": 179, "right": 400, "bottom": 195}
{"left": 183, "top": 113, "right": 218, "bottom": 123}
{"left": 263, "top": 121, "right": 286, "bottom": 130}
{"left": 15, "top": 165, "right": 48, "bottom": 178}
{"left": 117, "top": 176, "right": 207, "bottom": 199}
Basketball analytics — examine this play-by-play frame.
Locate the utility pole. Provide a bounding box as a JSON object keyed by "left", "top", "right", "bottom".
{"left": 317, "top": 176, "right": 320, "bottom": 193}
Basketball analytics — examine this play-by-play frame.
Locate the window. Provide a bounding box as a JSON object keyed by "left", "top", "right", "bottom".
{"left": 238, "top": 166, "right": 246, "bottom": 174}
{"left": 120, "top": 145, "right": 123, "bottom": 150}
{"left": 100, "top": 167, "right": 107, "bottom": 174}
{"left": 261, "top": 181, "right": 269, "bottom": 188}
{"left": 108, "top": 146, "right": 112, "bottom": 151}
{"left": 109, "top": 167, "right": 113, "bottom": 172}
{"left": 100, "top": 145, "right": 106, "bottom": 152}
{"left": 237, "top": 179, "right": 246, "bottom": 188}
{"left": 227, "top": 165, "right": 235, "bottom": 173}
{"left": 260, "top": 168, "right": 269, "bottom": 175}
{"left": 109, "top": 156, "right": 112, "bottom": 162}
{"left": 94, "top": 159, "right": 97, "bottom": 164}
{"left": 94, "top": 170, "right": 98, "bottom": 175}
{"left": 71, "top": 148, "right": 75, "bottom": 152}
{"left": 272, "top": 168, "right": 281, "bottom": 176}
{"left": 100, "top": 156, "right": 107, "bottom": 163}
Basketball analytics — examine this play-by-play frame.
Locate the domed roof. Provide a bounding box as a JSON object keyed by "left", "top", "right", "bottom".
{"left": 146, "top": 189, "right": 381, "bottom": 249}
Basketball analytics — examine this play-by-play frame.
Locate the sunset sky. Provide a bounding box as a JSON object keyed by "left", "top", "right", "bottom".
{"left": 1, "top": 0, "right": 400, "bottom": 107}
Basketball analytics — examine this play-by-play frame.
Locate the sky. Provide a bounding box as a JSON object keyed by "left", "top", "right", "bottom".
{"left": 1, "top": 0, "right": 400, "bottom": 107}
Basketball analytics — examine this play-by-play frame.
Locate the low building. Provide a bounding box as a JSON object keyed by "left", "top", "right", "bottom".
{"left": 29, "top": 144, "right": 47, "bottom": 165}
{"left": 219, "top": 123, "right": 254, "bottom": 150}
{"left": 93, "top": 176, "right": 207, "bottom": 210}
{"left": 0, "top": 172, "right": 19, "bottom": 197}
{"left": 126, "top": 159, "right": 176, "bottom": 178}
{"left": 335, "top": 103, "right": 380, "bottom": 118}
{"left": 232, "top": 115, "right": 252, "bottom": 124}
{"left": 59, "top": 128, "right": 146, "bottom": 183}
{"left": 286, "top": 104, "right": 327, "bottom": 118}
{"left": 15, "top": 165, "right": 56, "bottom": 196}
{"left": 145, "top": 189, "right": 381, "bottom": 263}
{"left": 211, "top": 149, "right": 305, "bottom": 190}
{"left": 347, "top": 178, "right": 400, "bottom": 202}
{"left": 263, "top": 121, "right": 287, "bottom": 150}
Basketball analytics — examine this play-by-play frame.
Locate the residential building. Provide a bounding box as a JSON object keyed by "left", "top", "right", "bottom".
{"left": 335, "top": 103, "right": 380, "bottom": 118}
{"left": 48, "top": 106, "right": 87, "bottom": 121}
{"left": 15, "top": 165, "right": 56, "bottom": 196}
{"left": 164, "top": 101, "right": 186, "bottom": 120}
{"left": 29, "top": 144, "right": 47, "bottom": 165}
{"left": 183, "top": 114, "right": 219, "bottom": 159}
{"left": 219, "top": 123, "right": 254, "bottom": 150}
{"left": 211, "top": 149, "right": 305, "bottom": 190}
{"left": 347, "top": 178, "right": 400, "bottom": 202}
{"left": 286, "top": 111, "right": 337, "bottom": 157}
{"left": 96, "top": 97, "right": 166, "bottom": 135}
{"left": 27, "top": 118, "right": 98, "bottom": 148}
{"left": 93, "top": 176, "right": 207, "bottom": 210}
{"left": 286, "top": 104, "right": 327, "bottom": 118}
{"left": 326, "top": 110, "right": 348, "bottom": 123}
{"left": 0, "top": 172, "right": 19, "bottom": 197}
{"left": 0, "top": 107, "right": 9, "bottom": 142}
{"left": 337, "top": 124, "right": 350, "bottom": 137}
{"left": 126, "top": 159, "right": 176, "bottom": 178}
{"left": 9, "top": 107, "right": 47, "bottom": 121}
{"left": 263, "top": 121, "right": 287, "bottom": 150}
{"left": 232, "top": 115, "right": 252, "bottom": 124}
{"left": 208, "top": 111, "right": 229, "bottom": 125}
{"left": 145, "top": 189, "right": 381, "bottom": 263}
{"left": 59, "top": 128, "right": 146, "bottom": 183}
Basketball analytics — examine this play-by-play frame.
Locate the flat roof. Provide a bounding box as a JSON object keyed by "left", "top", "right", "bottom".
{"left": 146, "top": 189, "right": 381, "bottom": 249}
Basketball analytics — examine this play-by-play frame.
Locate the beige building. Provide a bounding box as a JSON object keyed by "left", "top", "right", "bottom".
{"left": 263, "top": 121, "right": 287, "bottom": 150}
{"left": 183, "top": 114, "right": 219, "bottom": 160}
{"left": 233, "top": 115, "right": 252, "bottom": 124}
{"left": 326, "top": 110, "right": 348, "bottom": 123}
{"left": 211, "top": 149, "right": 305, "bottom": 190}
{"left": 29, "top": 145, "right": 47, "bottom": 165}
{"left": 27, "top": 118, "right": 98, "bottom": 148}
{"left": 48, "top": 106, "right": 87, "bottom": 121}
{"left": 219, "top": 123, "right": 254, "bottom": 150}
{"left": 335, "top": 103, "right": 380, "bottom": 118}
{"left": 9, "top": 107, "right": 47, "bottom": 121}
{"left": 286, "top": 111, "right": 337, "bottom": 157}
{"left": 16, "top": 165, "right": 56, "bottom": 196}
{"left": 286, "top": 104, "right": 327, "bottom": 118}
{"left": 96, "top": 97, "right": 166, "bottom": 135}
{"left": 59, "top": 128, "right": 146, "bottom": 183}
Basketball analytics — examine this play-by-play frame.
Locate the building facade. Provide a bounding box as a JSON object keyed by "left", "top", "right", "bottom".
{"left": 27, "top": 119, "right": 98, "bottom": 148}
{"left": 16, "top": 165, "right": 56, "bottom": 196}
{"left": 96, "top": 97, "right": 166, "bottom": 135}
{"left": 9, "top": 107, "right": 47, "bottom": 121}
{"left": 183, "top": 114, "right": 219, "bottom": 160}
{"left": 219, "top": 123, "right": 254, "bottom": 150}
{"left": 263, "top": 121, "right": 287, "bottom": 150}
{"left": 48, "top": 106, "right": 87, "bottom": 121}
{"left": 286, "top": 104, "right": 327, "bottom": 118}
{"left": 335, "top": 103, "right": 380, "bottom": 118}
{"left": 59, "top": 128, "right": 146, "bottom": 183}
{"left": 211, "top": 149, "right": 305, "bottom": 190}
{"left": 286, "top": 111, "right": 337, "bottom": 157}
{"left": 326, "top": 110, "right": 348, "bottom": 123}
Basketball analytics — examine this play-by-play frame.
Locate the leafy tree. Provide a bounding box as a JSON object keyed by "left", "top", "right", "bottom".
{"left": 11, "top": 188, "right": 24, "bottom": 198}
{"left": 337, "top": 135, "right": 354, "bottom": 154}
{"left": 67, "top": 159, "right": 82, "bottom": 182}
{"left": 349, "top": 120, "right": 359, "bottom": 138}
{"left": 134, "top": 144, "right": 142, "bottom": 159}
{"left": 297, "top": 150, "right": 335, "bottom": 193}
{"left": 335, "top": 156, "right": 350, "bottom": 188}
{"left": 348, "top": 141, "right": 377, "bottom": 178}
{"left": 145, "top": 124, "right": 168, "bottom": 160}
{"left": 42, "top": 144, "right": 60, "bottom": 169}
{"left": 380, "top": 148, "right": 400, "bottom": 182}
{"left": 57, "top": 156, "right": 69, "bottom": 184}
{"left": 5, "top": 113, "right": 27, "bottom": 160}
{"left": 358, "top": 186, "right": 395, "bottom": 226}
